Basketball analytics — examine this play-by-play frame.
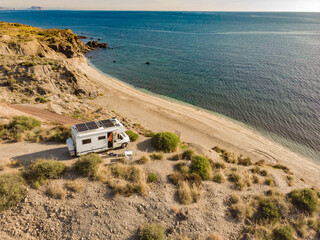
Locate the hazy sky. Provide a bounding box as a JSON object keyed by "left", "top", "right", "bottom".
{"left": 2, "top": 0, "right": 320, "bottom": 12}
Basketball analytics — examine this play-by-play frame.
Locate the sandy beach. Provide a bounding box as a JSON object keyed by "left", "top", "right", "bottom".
{"left": 68, "top": 57, "right": 320, "bottom": 188}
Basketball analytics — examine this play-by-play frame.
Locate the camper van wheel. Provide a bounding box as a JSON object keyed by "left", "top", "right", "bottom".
{"left": 121, "top": 143, "right": 128, "bottom": 148}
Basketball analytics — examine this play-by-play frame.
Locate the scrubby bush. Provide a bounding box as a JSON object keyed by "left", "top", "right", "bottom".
{"left": 190, "top": 155, "right": 211, "bottom": 180}
{"left": 265, "top": 177, "right": 274, "bottom": 186}
{"left": 35, "top": 96, "right": 49, "bottom": 103}
{"left": 6, "top": 116, "right": 41, "bottom": 140}
{"left": 23, "top": 159, "right": 66, "bottom": 183}
{"left": 288, "top": 188, "right": 319, "bottom": 214}
{"left": 214, "top": 162, "right": 226, "bottom": 169}
{"left": 73, "top": 153, "right": 102, "bottom": 176}
{"left": 50, "top": 126, "right": 71, "bottom": 142}
{"left": 137, "top": 156, "right": 149, "bottom": 164}
{"left": 238, "top": 157, "right": 252, "bottom": 166}
{"left": 220, "top": 152, "right": 237, "bottom": 164}
{"left": 148, "top": 173, "right": 158, "bottom": 183}
{"left": 150, "top": 152, "right": 164, "bottom": 160}
{"left": 139, "top": 223, "right": 166, "bottom": 240}
{"left": 0, "top": 174, "right": 26, "bottom": 212}
{"left": 126, "top": 130, "right": 139, "bottom": 142}
{"left": 272, "top": 226, "right": 293, "bottom": 240}
{"left": 257, "top": 199, "right": 279, "bottom": 224}
{"left": 171, "top": 153, "right": 182, "bottom": 161}
{"left": 213, "top": 173, "right": 225, "bottom": 183}
{"left": 182, "top": 149, "right": 195, "bottom": 160}
{"left": 151, "top": 132, "right": 180, "bottom": 153}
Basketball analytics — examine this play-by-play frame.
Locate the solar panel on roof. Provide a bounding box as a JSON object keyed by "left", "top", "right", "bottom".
{"left": 85, "top": 121, "right": 99, "bottom": 130}
{"left": 101, "top": 119, "right": 115, "bottom": 128}
{"left": 75, "top": 123, "right": 89, "bottom": 132}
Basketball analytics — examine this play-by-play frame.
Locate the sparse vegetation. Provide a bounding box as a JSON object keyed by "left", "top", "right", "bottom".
{"left": 148, "top": 173, "right": 158, "bottom": 183}
{"left": 108, "top": 163, "right": 148, "bottom": 196}
{"left": 73, "top": 153, "right": 102, "bottom": 177}
{"left": 150, "top": 152, "right": 164, "bottom": 160}
{"left": 0, "top": 174, "right": 26, "bottom": 212}
{"left": 138, "top": 223, "right": 166, "bottom": 240}
{"left": 151, "top": 132, "right": 180, "bottom": 153}
{"left": 272, "top": 226, "right": 293, "bottom": 240}
{"left": 137, "top": 156, "right": 149, "bottom": 164}
{"left": 238, "top": 157, "right": 252, "bottom": 166}
{"left": 265, "top": 177, "right": 274, "bottom": 186}
{"left": 126, "top": 130, "right": 139, "bottom": 142}
{"left": 213, "top": 173, "right": 225, "bottom": 183}
{"left": 177, "top": 181, "right": 202, "bottom": 205}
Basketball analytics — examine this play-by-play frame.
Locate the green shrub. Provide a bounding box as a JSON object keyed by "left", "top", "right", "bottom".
{"left": 151, "top": 132, "right": 180, "bottom": 153}
{"left": 8, "top": 116, "right": 41, "bottom": 140}
{"left": 0, "top": 174, "right": 26, "bottom": 212}
{"left": 73, "top": 153, "right": 102, "bottom": 176}
{"left": 35, "top": 96, "right": 49, "bottom": 103}
{"left": 190, "top": 155, "right": 211, "bottom": 180}
{"left": 126, "top": 130, "right": 139, "bottom": 142}
{"left": 257, "top": 199, "right": 279, "bottom": 224}
{"left": 148, "top": 173, "right": 158, "bottom": 183}
{"left": 150, "top": 152, "right": 164, "bottom": 160}
{"left": 139, "top": 223, "right": 166, "bottom": 240}
{"left": 51, "top": 126, "right": 71, "bottom": 142}
{"left": 182, "top": 149, "right": 195, "bottom": 160}
{"left": 272, "top": 226, "right": 293, "bottom": 240}
{"left": 23, "top": 159, "right": 66, "bottom": 183}
{"left": 288, "top": 188, "right": 318, "bottom": 214}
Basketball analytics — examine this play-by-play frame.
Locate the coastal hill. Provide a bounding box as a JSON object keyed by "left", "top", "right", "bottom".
{"left": 28, "top": 6, "right": 45, "bottom": 10}
{"left": 0, "top": 22, "right": 320, "bottom": 240}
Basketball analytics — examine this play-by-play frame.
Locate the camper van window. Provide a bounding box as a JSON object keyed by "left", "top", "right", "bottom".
{"left": 82, "top": 139, "right": 91, "bottom": 145}
{"left": 118, "top": 134, "right": 123, "bottom": 140}
{"left": 98, "top": 136, "right": 106, "bottom": 140}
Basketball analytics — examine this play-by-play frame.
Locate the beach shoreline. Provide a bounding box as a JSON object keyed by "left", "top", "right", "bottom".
{"left": 68, "top": 56, "right": 320, "bottom": 188}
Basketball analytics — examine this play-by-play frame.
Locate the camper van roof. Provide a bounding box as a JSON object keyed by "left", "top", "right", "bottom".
{"left": 74, "top": 119, "right": 120, "bottom": 134}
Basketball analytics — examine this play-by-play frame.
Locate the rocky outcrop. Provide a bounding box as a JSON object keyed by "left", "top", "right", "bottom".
{"left": 86, "top": 41, "right": 107, "bottom": 49}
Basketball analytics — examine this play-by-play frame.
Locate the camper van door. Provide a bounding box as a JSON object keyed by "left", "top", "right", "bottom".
{"left": 107, "top": 132, "right": 113, "bottom": 148}
{"left": 113, "top": 131, "right": 118, "bottom": 148}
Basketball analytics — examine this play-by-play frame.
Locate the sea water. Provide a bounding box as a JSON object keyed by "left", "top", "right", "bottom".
{"left": 0, "top": 11, "right": 319, "bottom": 161}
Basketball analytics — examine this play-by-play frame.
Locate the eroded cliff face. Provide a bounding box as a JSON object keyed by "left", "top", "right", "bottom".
{"left": 0, "top": 22, "right": 101, "bottom": 102}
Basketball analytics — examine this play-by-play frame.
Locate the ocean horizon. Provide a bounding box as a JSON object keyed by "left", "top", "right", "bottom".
{"left": 0, "top": 11, "right": 319, "bottom": 162}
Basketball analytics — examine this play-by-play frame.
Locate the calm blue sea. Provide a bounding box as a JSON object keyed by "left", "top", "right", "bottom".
{"left": 0, "top": 11, "right": 319, "bottom": 161}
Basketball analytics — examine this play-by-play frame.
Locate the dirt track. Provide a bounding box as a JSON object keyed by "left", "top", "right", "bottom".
{"left": 9, "top": 105, "right": 82, "bottom": 125}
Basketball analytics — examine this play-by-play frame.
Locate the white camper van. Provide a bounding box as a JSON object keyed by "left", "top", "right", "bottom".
{"left": 66, "top": 118, "right": 130, "bottom": 156}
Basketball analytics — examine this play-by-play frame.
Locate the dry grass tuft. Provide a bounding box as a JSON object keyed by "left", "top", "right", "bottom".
{"left": 46, "top": 181, "right": 67, "bottom": 199}
{"left": 177, "top": 181, "right": 202, "bottom": 205}
{"left": 208, "top": 232, "right": 223, "bottom": 240}
{"left": 93, "top": 165, "right": 112, "bottom": 183}
{"left": 65, "top": 180, "right": 85, "bottom": 193}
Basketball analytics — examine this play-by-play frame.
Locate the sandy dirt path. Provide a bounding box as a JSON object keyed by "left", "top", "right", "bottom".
{"left": 9, "top": 104, "right": 82, "bottom": 124}
{"left": 68, "top": 57, "right": 320, "bottom": 188}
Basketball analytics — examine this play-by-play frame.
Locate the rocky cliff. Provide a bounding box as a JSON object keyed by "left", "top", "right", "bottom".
{"left": 0, "top": 22, "right": 103, "bottom": 103}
